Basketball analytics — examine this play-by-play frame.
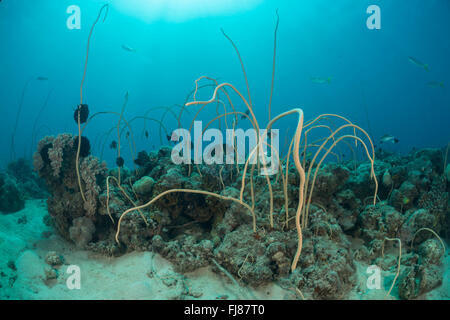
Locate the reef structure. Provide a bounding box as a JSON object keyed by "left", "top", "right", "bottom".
{"left": 33, "top": 130, "right": 448, "bottom": 299}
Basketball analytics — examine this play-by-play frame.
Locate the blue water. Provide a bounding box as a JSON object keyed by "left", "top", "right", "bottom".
{"left": 0, "top": 0, "right": 449, "bottom": 168}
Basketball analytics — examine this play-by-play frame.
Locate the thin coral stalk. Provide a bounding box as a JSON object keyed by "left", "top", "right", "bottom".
{"left": 243, "top": 137, "right": 283, "bottom": 218}
{"left": 76, "top": 4, "right": 109, "bottom": 203}
{"left": 302, "top": 122, "right": 377, "bottom": 228}
{"left": 126, "top": 115, "right": 169, "bottom": 142}
{"left": 188, "top": 83, "right": 272, "bottom": 227}
{"left": 268, "top": 9, "right": 279, "bottom": 122}
{"left": 116, "top": 91, "right": 129, "bottom": 185}
{"left": 267, "top": 109, "right": 305, "bottom": 272}
{"left": 186, "top": 83, "right": 261, "bottom": 150}
{"left": 382, "top": 237, "right": 401, "bottom": 298}
{"left": 186, "top": 82, "right": 261, "bottom": 177}
{"left": 79, "top": 4, "right": 109, "bottom": 105}
{"left": 411, "top": 227, "right": 446, "bottom": 254}
{"left": 195, "top": 110, "right": 253, "bottom": 176}
{"left": 75, "top": 114, "right": 87, "bottom": 202}
{"left": 304, "top": 134, "right": 377, "bottom": 228}
{"left": 301, "top": 124, "right": 337, "bottom": 168}
{"left": 189, "top": 99, "right": 229, "bottom": 176}
{"left": 221, "top": 29, "right": 253, "bottom": 109}
{"left": 241, "top": 107, "right": 306, "bottom": 270}
{"left": 340, "top": 139, "right": 357, "bottom": 170}
{"left": 185, "top": 77, "right": 239, "bottom": 176}
{"left": 84, "top": 111, "right": 138, "bottom": 162}
{"left": 142, "top": 105, "right": 179, "bottom": 144}
{"left": 303, "top": 114, "right": 358, "bottom": 147}
{"left": 219, "top": 166, "right": 226, "bottom": 191}
{"left": 282, "top": 133, "right": 295, "bottom": 228}
{"left": 178, "top": 83, "right": 217, "bottom": 128}
{"left": 106, "top": 175, "right": 148, "bottom": 225}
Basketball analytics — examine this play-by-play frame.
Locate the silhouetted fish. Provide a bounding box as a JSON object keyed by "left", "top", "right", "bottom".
{"left": 380, "top": 134, "right": 399, "bottom": 144}
{"left": 116, "top": 157, "right": 125, "bottom": 167}
{"left": 311, "top": 76, "right": 332, "bottom": 84}
{"left": 122, "top": 44, "right": 136, "bottom": 53}
{"left": 427, "top": 81, "right": 444, "bottom": 88}
{"left": 145, "top": 131, "right": 149, "bottom": 138}
{"left": 408, "top": 56, "right": 429, "bottom": 71}
{"left": 110, "top": 141, "right": 117, "bottom": 149}
{"left": 241, "top": 110, "right": 250, "bottom": 120}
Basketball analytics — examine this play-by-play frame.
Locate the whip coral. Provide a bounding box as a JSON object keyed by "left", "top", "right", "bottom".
{"left": 113, "top": 11, "right": 379, "bottom": 273}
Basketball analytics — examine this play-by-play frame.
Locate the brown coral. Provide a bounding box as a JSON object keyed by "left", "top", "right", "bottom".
{"left": 48, "top": 134, "right": 74, "bottom": 177}
{"left": 33, "top": 135, "right": 54, "bottom": 173}
{"left": 80, "top": 156, "right": 107, "bottom": 217}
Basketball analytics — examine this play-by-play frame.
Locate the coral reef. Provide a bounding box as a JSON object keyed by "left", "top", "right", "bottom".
{"left": 397, "top": 238, "right": 445, "bottom": 299}
{"left": 6, "top": 158, "right": 47, "bottom": 199}
{"left": 69, "top": 217, "right": 96, "bottom": 249}
{"left": 0, "top": 172, "right": 24, "bottom": 213}
{"left": 34, "top": 130, "right": 448, "bottom": 299}
{"left": 33, "top": 134, "right": 108, "bottom": 245}
{"left": 0, "top": 158, "right": 47, "bottom": 213}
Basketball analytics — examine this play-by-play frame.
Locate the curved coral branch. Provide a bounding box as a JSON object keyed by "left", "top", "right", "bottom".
{"left": 115, "top": 189, "right": 256, "bottom": 244}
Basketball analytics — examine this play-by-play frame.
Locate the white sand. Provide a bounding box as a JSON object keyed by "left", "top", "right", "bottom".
{"left": 0, "top": 200, "right": 288, "bottom": 300}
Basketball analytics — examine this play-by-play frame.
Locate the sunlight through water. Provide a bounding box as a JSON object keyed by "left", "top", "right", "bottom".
{"left": 112, "top": 0, "right": 263, "bottom": 22}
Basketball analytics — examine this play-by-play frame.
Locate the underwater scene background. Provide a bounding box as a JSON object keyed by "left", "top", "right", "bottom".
{"left": 0, "top": 0, "right": 448, "bottom": 300}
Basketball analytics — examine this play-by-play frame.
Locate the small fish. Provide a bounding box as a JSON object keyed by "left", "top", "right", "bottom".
{"left": 145, "top": 131, "right": 149, "bottom": 138}
{"left": 126, "top": 131, "right": 130, "bottom": 138}
{"left": 380, "top": 134, "right": 399, "bottom": 144}
{"left": 241, "top": 110, "right": 250, "bottom": 120}
{"left": 122, "top": 44, "right": 136, "bottom": 53}
{"left": 408, "top": 56, "right": 429, "bottom": 72}
{"left": 427, "top": 81, "right": 444, "bottom": 88}
{"left": 166, "top": 135, "right": 171, "bottom": 142}
{"left": 300, "top": 150, "right": 313, "bottom": 158}
{"left": 36, "top": 76, "right": 48, "bottom": 81}
{"left": 110, "top": 141, "right": 117, "bottom": 149}
{"left": 311, "top": 76, "right": 332, "bottom": 84}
